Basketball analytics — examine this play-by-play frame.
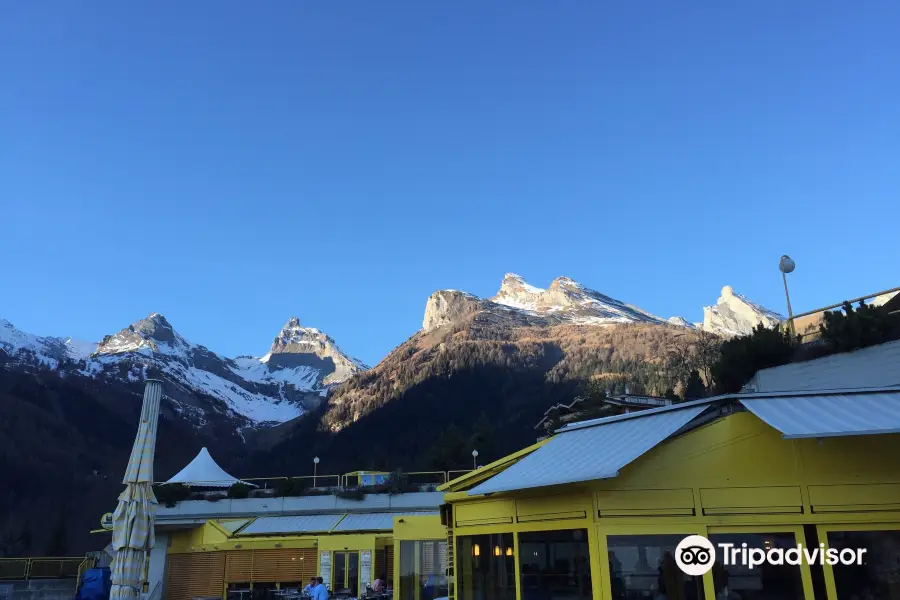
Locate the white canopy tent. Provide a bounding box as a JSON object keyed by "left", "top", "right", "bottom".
{"left": 164, "top": 447, "right": 255, "bottom": 488}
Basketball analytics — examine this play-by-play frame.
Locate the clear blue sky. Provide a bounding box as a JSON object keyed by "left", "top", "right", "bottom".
{"left": 3, "top": 2, "right": 899, "bottom": 366}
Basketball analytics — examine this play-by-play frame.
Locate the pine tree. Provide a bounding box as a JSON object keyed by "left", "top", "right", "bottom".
{"left": 427, "top": 424, "right": 468, "bottom": 470}
{"left": 45, "top": 507, "right": 68, "bottom": 557}
{"left": 683, "top": 369, "right": 706, "bottom": 401}
{"left": 469, "top": 412, "right": 494, "bottom": 464}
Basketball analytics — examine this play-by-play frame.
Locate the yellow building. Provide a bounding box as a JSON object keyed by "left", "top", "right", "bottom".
{"left": 143, "top": 341, "right": 900, "bottom": 600}
{"left": 440, "top": 383, "right": 900, "bottom": 600}
{"left": 145, "top": 453, "right": 452, "bottom": 600}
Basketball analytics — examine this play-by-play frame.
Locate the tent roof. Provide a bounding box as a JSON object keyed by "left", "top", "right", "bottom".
{"left": 164, "top": 447, "right": 252, "bottom": 487}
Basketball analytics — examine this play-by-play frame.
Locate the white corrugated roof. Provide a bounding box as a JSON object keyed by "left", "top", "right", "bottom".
{"left": 740, "top": 390, "right": 900, "bottom": 439}
{"left": 164, "top": 448, "right": 253, "bottom": 488}
{"left": 239, "top": 514, "right": 344, "bottom": 535}
{"left": 468, "top": 405, "right": 709, "bottom": 496}
{"left": 331, "top": 512, "right": 438, "bottom": 533}
{"left": 747, "top": 340, "right": 900, "bottom": 393}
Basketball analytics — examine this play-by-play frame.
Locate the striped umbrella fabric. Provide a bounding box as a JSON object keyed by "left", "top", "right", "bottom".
{"left": 110, "top": 380, "right": 163, "bottom": 600}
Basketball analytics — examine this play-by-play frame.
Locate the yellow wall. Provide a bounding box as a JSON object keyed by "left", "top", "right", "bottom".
{"left": 447, "top": 411, "right": 900, "bottom": 600}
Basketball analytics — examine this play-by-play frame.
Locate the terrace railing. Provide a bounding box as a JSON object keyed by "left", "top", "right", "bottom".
{"left": 0, "top": 556, "right": 94, "bottom": 581}
{"left": 784, "top": 286, "right": 900, "bottom": 343}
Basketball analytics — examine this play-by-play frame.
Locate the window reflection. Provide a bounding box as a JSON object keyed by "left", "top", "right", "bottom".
{"left": 399, "top": 541, "right": 448, "bottom": 600}
{"left": 606, "top": 535, "right": 704, "bottom": 600}
{"left": 519, "top": 529, "right": 592, "bottom": 600}
{"left": 828, "top": 530, "right": 900, "bottom": 600}
{"left": 708, "top": 533, "right": 804, "bottom": 600}
{"left": 456, "top": 534, "right": 516, "bottom": 600}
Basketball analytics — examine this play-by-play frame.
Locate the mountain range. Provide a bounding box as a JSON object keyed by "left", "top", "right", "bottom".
{"left": 0, "top": 273, "right": 784, "bottom": 555}
{"left": 1, "top": 314, "right": 366, "bottom": 429}
{"left": 1, "top": 274, "right": 781, "bottom": 432}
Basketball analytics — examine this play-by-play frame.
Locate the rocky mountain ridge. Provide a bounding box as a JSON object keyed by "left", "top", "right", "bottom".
{"left": 423, "top": 273, "right": 782, "bottom": 338}
{"left": 0, "top": 314, "right": 366, "bottom": 428}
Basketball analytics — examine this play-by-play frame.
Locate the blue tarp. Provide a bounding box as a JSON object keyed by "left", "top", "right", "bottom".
{"left": 77, "top": 568, "right": 111, "bottom": 600}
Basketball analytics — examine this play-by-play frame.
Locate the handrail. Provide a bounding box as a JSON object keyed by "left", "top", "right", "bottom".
{"left": 153, "top": 475, "right": 343, "bottom": 488}
{"left": 446, "top": 470, "right": 475, "bottom": 481}
{"left": 74, "top": 556, "right": 97, "bottom": 594}
{"left": 788, "top": 286, "right": 900, "bottom": 321}
{"left": 784, "top": 286, "right": 899, "bottom": 341}
{"left": 0, "top": 557, "right": 90, "bottom": 581}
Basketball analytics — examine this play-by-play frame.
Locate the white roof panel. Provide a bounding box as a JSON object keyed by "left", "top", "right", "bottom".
{"left": 740, "top": 391, "right": 900, "bottom": 439}
{"left": 331, "top": 512, "right": 438, "bottom": 533}
{"left": 218, "top": 519, "right": 252, "bottom": 534}
{"left": 469, "top": 405, "right": 708, "bottom": 495}
{"left": 748, "top": 340, "right": 900, "bottom": 393}
{"left": 239, "top": 514, "right": 344, "bottom": 535}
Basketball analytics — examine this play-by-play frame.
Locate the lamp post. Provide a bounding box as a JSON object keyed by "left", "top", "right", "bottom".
{"left": 472, "top": 450, "right": 479, "bottom": 470}
{"left": 779, "top": 255, "right": 796, "bottom": 334}
{"left": 313, "top": 456, "right": 320, "bottom": 488}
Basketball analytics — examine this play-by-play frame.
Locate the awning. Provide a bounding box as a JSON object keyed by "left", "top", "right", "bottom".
{"left": 740, "top": 391, "right": 900, "bottom": 439}
{"left": 331, "top": 512, "right": 438, "bottom": 533}
{"left": 238, "top": 514, "right": 344, "bottom": 536}
{"left": 468, "top": 405, "right": 708, "bottom": 496}
{"left": 164, "top": 448, "right": 254, "bottom": 488}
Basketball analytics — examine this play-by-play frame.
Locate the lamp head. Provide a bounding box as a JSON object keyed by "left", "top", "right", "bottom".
{"left": 779, "top": 255, "right": 795, "bottom": 274}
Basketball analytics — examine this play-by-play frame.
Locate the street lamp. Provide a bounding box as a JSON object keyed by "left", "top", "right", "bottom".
{"left": 779, "top": 255, "right": 796, "bottom": 334}
{"left": 313, "top": 456, "right": 320, "bottom": 488}
{"left": 472, "top": 450, "right": 479, "bottom": 470}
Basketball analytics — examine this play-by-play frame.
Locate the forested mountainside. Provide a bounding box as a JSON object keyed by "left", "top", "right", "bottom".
{"left": 246, "top": 318, "right": 702, "bottom": 476}
{"left": 0, "top": 364, "right": 239, "bottom": 557}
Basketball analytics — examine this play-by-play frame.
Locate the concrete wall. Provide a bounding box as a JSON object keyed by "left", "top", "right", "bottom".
{"left": 6, "top": 579, "right": 77, "bottom": 600}
{"left": 145, "top": 533, "right": 169, "bottom": 600}
{"left": 156, "top": 492, "right": 444, "bottom": 521}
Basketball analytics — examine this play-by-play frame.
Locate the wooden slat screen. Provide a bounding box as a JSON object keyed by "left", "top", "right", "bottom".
{"left": 164, "top": 553, "right": 225, "bottom": 600}
{"left": 225, "top": 552, "right": 253, "bottom": 583}
{"left": 385, "top": 546, "right": 394, "bottom": 587}
{"left": 224, "top": 549, "right": 317, "bottom": 583}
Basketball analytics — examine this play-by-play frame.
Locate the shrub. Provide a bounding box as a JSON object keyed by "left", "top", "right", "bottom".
{"left": 227, "top": 483, "right": 252, "bottom": 499}
{"left": 819, "top": 301, "right": 900, "bottom": 353}
{"left": 153, "top": 484, "right": 192, "bottom": 507}
{"left": 335, "top": 488, "right": 366, "bottom": 501}
{"left": 274, "top": 478, "right": 310, "bottom": 497}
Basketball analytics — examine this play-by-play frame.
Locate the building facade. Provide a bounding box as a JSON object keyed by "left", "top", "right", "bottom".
{"left": 441, "top": 388, "right": 900, "bottom": 600}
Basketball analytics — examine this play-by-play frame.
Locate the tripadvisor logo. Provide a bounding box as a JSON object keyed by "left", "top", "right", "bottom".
{"left": 674, "top": 535, "right": 867, "bottom": 576}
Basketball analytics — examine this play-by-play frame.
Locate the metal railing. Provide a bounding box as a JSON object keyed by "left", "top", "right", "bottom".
{"left": 153, "top": 469, "right": 476, "bottom": 500}
{"left": 784, "top": 286, "right": 900, "bottom": 342}
{"left": 0, "top": 557, "right": 93, "bottom": 581}
{"left": 147, "top": 579, "right": 163, "bottom": 600}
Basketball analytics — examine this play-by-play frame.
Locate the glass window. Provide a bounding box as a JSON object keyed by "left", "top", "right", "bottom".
{"left": 606, "top": 535, "right": 704, "bottom": 600}
{"left": 519, "top": 529, "right": 592, "bottom": 600}
{"left": 456, "top": 534, "right": 516, "bottom": 600}
{"left": 399, "top": 541, "right": 449, "bottom": 600}
{"left": 708, "top": 532, "right": 804, "bottom": 600}
{"left": 828, "top": 530, "right": 900, "bottom": 600}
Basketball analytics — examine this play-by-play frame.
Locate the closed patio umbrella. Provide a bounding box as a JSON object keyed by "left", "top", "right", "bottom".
{"left": 110, "top": 379, "right": 164, "bottom": 600}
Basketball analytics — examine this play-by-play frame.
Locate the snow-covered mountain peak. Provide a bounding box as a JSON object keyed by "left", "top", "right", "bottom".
{"left": 1, "top": 318, "right": 91, "bottom": 367}
{"left": 95, "top": 313, "right": 190, "bottom": 356}
{"left": 263, "top": 316, "right": 368, "bottom": 379}
{"left": 667, "top": 316, "right": 696, "bottom": 329}
{"left": 702, "top": 285, "right": 784, "bottom": 337}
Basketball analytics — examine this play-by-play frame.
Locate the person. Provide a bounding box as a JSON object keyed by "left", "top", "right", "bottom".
{"left": 312, "top": 577, "right": 328, "bottom": 600}
{"left": 371, "top": 576, "right": 385, "bottom": 593}
{"left": 303, "top": 578, "right": 317, "bottom": 596}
